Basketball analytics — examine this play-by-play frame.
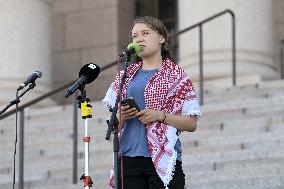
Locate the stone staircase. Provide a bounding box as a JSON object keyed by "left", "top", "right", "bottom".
{"left": 0, "top": 79, "right": 284, "bottom": 189}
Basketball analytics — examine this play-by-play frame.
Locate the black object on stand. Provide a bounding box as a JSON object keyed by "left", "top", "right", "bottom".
{"left": 105, "top": 54, "right": 132, "bottom": 189}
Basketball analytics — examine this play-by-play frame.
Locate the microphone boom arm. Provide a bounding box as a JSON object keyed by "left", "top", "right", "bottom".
{"left": 0, "top": 82, "right": 36, "bottom": 116}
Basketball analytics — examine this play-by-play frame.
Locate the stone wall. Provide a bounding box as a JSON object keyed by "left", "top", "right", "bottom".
{"left": 51, "top": 0, "right": 135, "bottom": 103}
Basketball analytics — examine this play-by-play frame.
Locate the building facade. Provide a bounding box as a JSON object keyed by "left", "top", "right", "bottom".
{"left": 0, "top": 0, "right": 283, "bottom": 106}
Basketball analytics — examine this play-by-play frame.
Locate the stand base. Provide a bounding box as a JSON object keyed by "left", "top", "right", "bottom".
{"left": 80, "top": 174, "right": 93, "bottom": 187}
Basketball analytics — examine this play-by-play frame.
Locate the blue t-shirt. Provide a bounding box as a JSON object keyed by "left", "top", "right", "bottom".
{"left": 120, "top": 68, "right": 182, "bottom": 161}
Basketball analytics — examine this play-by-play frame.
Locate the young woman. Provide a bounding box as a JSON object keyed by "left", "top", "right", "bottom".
{"left": 103, "top": 16, "right": 201, "bottom": 189}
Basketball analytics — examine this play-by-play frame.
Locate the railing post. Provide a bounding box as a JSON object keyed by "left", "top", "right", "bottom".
{"left": 73, "top": 98, "right": 78, "bottom": 184}
{"left": 19, "top": 109, "right": 25, "bottom": 189}
{"left": 199, "top": 25, "right": 204, "bottom": 105}
{"left": 281, "top": 40, "right": 284, "bottom": 79}
{"left": 231, "top": 12, "right": 237, "bottom": 86}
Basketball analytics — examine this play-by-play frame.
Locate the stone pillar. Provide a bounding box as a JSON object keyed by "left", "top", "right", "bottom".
{"left": 273, "top": 0, "right": 284, "bottom": 73}
{"left": 0, "top": 0, "right": 53, "bottom": 107}
{"left": 178, "top": 0, "right": 277, "bottom": 88}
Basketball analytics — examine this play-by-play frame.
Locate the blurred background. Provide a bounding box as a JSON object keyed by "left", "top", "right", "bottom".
{"left": 0, "top": 0, "right": 284, "bottom": 189}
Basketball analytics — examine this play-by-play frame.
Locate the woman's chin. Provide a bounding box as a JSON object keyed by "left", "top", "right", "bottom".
{"left": 138, "top": 52, "right": 145, "bottom": 58}
{"left": 138, "top": 51, "right": 152, "bottom": 59}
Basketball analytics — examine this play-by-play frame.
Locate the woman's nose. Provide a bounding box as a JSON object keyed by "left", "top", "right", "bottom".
{"left": 135, "top": 35, "right": 144, "bottom": 43}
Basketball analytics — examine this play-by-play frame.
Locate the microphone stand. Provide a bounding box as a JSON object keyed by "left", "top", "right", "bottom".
{"left": 0, "top": 82, "right": 36, "bottom": 116}
{"left": 77, "top": 85, "right": 94, "bottom": 189}
{"left": 105, "top": 54, "right": 131, "bottom": 189}
{"left": 0, "top": 82, "right": 36, "bottom": 189}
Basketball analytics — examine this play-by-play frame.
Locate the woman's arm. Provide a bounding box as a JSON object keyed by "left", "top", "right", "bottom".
{"left": 135, "top": 109, "right": 197, "bottom": 132}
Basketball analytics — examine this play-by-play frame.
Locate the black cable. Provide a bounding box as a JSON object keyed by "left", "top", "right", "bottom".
{"left": 13, "top": 91, "right": 19, "bottom": 189}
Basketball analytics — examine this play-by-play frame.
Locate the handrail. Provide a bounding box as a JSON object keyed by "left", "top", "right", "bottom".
{"left": 171, "top": 9, "right": 236, "bottom": 105}
{"left": 281, "top": 39, "right": 284, "bottom": 79}
{"left": 0, "top": 61, "right": 116, "bottom": 120}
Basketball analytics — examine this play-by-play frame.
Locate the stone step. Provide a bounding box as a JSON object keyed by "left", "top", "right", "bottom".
{"left": 1, "top": 146, "right": 284, "bottom": 188}
{"left": 1, "top": 111, "right": 284, "bottom": 149}
{"left": 204, "top": 79, "right": 284, "bottom": 97}
{"left": 198, "top": 114, "right": 284, "bottom": 131}
{"left": 188, "top": 175, "right": 283, "bottom": 189}
{"left": 1, "top": 124, "right": 283, "bottom": 167}
{"left": 1, "top": 99, "right": 283, "bottom": 143}
{"left": 2, "top": 176, "right": 283, "bottom": 189}
{"left": 1, "top": 122, "right": 283, "bottom": 165}
{"left": 1, "top": 92, "right": 284, "bottom": 128}
{"left": 202, "top": 94, "right": 284, "bottom": 112}
{"left": 1, "top": 102, "right": 283, "bottom": 144}
{"left": 1, "top": 159, "right": 283, "bottom": 189}
{"left": 0, "top": 176, "right": 108, "bottom": 189}
{"left": 1, "top": 175, "right": 283, "bottom": 189}
{"left": 1, "top": 157, "right": 283, "bottom": 189}
{"left": 1, "top": 139, "right": 284, "bottom": 178}
{"left": 204, "top": 88, "right": 284, "bottom": 104}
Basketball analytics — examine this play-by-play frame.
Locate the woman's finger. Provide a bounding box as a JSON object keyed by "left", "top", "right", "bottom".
{"left": 122, "top": 108, "right": 137, "bottom": 115}
{"left": 136, "top": 109, "right": 146, "bottom": 117}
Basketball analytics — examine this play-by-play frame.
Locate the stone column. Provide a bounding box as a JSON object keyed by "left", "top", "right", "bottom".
{"left": 273, "top": 0, "right": 284, "bottom": 74}
{"left": 178, "top": 0, "right": 277, "bottom": 88}
{"left": 0, "top": 0, "right": 53, "bottom": 107}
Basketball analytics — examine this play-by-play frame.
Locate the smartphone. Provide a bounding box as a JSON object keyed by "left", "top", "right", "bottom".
{"left": 121, "top": 97, "right": 140, "bottom": 111}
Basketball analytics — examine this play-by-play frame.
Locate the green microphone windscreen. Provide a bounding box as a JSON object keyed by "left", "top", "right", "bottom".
{"left": 127, "top": 42, "right": 141, "bottom": 55}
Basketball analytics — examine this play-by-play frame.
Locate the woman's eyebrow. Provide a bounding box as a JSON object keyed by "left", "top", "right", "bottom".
{"left": 132, "top": 29, "right": 150, "bottom": 34}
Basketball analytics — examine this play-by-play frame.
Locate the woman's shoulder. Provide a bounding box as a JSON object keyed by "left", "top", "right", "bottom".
{"left": 164, "top": 58, "right": 187, "bottom": 77}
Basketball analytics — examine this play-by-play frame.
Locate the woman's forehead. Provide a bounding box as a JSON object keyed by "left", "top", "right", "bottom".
{"left": 132, "top": 23, "right": 153, "bottom": 33}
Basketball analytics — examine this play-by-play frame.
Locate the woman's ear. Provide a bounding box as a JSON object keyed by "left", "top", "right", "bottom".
{"left": 159, "top": 36, "right": 165, "bottom": 44}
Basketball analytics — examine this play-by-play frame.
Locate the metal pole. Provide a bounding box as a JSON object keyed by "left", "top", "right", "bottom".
{"left": 19, "top": 109, "right": 25, "bottom": 189}
{"left": 232, "top": 13, "right": 236, "bottom": 86}
{"left": 73, "top": 98, "right": 78, "bottom": 184}
{"left": 281, "top": 40, "right": 284, "bottom": 79}
{"left": 199, "top": 25, "right": 204, "bottom": 105}
{"left": 84, "top": 119, "right": 90, "bottom": 189}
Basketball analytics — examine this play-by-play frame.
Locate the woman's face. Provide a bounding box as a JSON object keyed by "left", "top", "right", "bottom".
{"left": 131, "top": 23, "right": 165, "bottom": 59}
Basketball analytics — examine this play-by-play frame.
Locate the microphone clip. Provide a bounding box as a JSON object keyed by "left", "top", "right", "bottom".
{"left": 17, "top": 81, "right": 36, "bottom": 91}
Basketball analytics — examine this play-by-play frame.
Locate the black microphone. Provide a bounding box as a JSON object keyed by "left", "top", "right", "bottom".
{"left": 17, "top": 69, "right": 42, "bottom": 91}
{"left": 65, "top": 63, "right": 100, "bottom": 98}
{"left": 119, "top": 42, "right": 141, "bottom": 57}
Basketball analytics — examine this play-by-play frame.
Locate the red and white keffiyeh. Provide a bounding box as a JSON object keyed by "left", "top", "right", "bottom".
{"left": 103, "top": 58, "right": 201, "bottom": 189}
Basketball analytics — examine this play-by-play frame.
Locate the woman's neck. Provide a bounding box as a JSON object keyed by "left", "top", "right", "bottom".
{"left": 141, "top": 55, "right": 163, "bottom": 70}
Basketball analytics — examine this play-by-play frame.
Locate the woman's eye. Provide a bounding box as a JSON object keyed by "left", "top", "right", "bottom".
{"left": 143, "top": 32, "right": 149, "bottom": 35}
{"left": 132, "top": 35, "right": 137, "bottom": 39}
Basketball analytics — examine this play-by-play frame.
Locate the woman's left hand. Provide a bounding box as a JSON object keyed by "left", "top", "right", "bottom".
{"left": 135, "top": 109, "right": 164, "bottom": 125}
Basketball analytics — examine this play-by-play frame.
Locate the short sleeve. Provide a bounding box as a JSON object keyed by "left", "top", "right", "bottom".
{"left": 181, "top": 82, "right": 202, "bottom": 118}
{"left": 102, "top": 82, "right": 117, "bottom": 109}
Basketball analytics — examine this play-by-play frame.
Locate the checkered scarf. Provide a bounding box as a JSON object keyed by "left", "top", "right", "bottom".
{"left": 108, "top": 58, "right": 197, "bottom": 188}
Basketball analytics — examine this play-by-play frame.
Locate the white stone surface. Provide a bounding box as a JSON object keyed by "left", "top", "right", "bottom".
{"left": 0, "top": 0, "right": 53, "bottom": 106}
{"left": 178, "top": 0, "right": 278, "bottom": 87}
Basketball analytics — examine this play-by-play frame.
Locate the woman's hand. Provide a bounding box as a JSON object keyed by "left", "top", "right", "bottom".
{"left": 135, "top": 109, "right": 164, "bottom": 125}
{"left": 118, "top": 105, "right": 139, "bottom": 123}
{"left": 136, "top": 109, "right": 198, "bottom": 132}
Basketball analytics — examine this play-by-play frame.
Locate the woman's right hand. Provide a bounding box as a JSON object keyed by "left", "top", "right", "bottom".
{"left": 118, "top": 105, "right": 139, "bottom": 123}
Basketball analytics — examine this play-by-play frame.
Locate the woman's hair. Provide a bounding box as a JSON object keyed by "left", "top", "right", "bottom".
{"left": 131, "top": 16, "right": 173, "bottom": 61}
